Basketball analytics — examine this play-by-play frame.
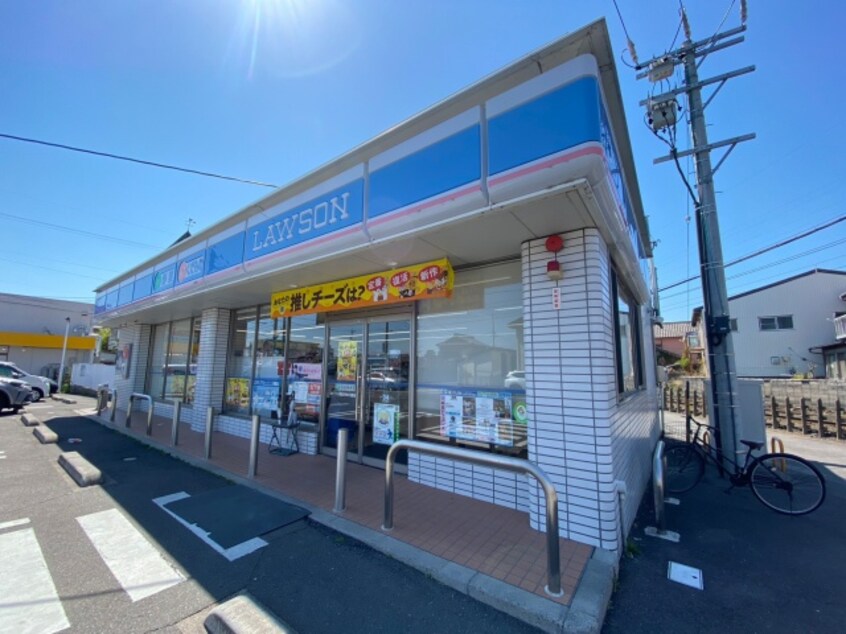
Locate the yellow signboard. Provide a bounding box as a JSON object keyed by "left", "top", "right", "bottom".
{"left": 271, "top": 258, "right": 453, "bottom": 318}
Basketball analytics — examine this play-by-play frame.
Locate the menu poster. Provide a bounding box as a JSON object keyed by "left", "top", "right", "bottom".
{"left": 373, "top": 403, "right": 400, "bottom": 445}
{"left": 306, "top": 382, "right": 322, "bottom": 415}
{"left": 293, "top": 381, "right": 309, "bottom": 403}
{"left": 440, "top": 394, "right": 463, "bottom": 437}
{"left": 337, "top": 341, "right": 358, "bottom": 380}
{"left": 439, "top": 389, "right": 515, "bottom": 447}
{"left": 225, "top": 378, "right": 251, "bottom": 409}
{"left": 252, "top": 378, "right": 281, "bottom": 412}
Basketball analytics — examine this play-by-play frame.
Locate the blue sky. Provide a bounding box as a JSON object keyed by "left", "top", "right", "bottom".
{"left": 1, "top": 1, "right": 842, "bottom": 323}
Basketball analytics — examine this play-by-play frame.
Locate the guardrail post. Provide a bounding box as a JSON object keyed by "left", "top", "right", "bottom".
{"left": 800, "top": 397, "right": 809, "bottom": 434}
{"left": 817, "top": 398, "right": 825, "bottom": 437}
{"left": 171, "top": 400, "right": 182, "bottom": 446}
{"left": 837, "top": 399, "right": 844, "bottom": 440}
{"left": 204, "top": 406, "right": 214, "bottom": 459}
{"left": 110, "top": 388, "right": 118, "bottom": 422}
{"left": 771, "top": 396, "right": 779, "bottom": 429}
{"left": 125, "top": 394, "right": 134, "bottom": 428}
{"left": 334, "top": 428, "right": 348, "bottom": 512}
{"left": 654, "top": 440, "right": 666, "bottom": 532}
{"left": 248, "top": 414, "right": 260, "bottom": 478}
{"left": 786, "top": 397, "right": 794, "bottom": 432}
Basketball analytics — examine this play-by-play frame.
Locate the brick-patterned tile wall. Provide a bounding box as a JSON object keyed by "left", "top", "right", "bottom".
{"left": 113, "top": 324, "right": 151, "bottom": 414}
{"left": 192, "top": 308, "right": 231, "bottom": 431}
{"left": 522, "top": 229, "right": 620, "bottom": 551}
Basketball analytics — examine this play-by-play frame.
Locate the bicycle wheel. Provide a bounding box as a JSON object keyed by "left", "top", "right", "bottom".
{"left": 664, "top": 444, "right": 705, "bottom": 493}
{"left": 749, "top": 453, "right": 826, "bottom": 516}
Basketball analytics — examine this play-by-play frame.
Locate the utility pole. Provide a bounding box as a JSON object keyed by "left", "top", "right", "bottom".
{"left": 635, "top": 12, "right": 755, "bottom": 468}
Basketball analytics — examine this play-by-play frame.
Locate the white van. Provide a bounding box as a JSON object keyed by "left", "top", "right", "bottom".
{"left": 0, "top": 362, "right": 54, "bottom": 401}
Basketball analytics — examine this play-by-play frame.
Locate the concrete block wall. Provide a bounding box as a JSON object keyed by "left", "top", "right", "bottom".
{"left": 522, "top": 228, "right": 621, "bottom": 551}
{"left": 408, "top": 455, "right": 530, "bottom": 512}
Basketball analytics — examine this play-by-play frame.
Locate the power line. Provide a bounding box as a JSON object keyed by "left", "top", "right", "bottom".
{"left": 0, "top": 211, "right": 162, "bottom": 249}
{"left": 0, "top": 132, "right": 279, "bottom": 189}
{"left": 659, "top": 214, "right": 846, "bottom": 292}
{"left": 0, "top": 256, "right": 105, "bottom": 281}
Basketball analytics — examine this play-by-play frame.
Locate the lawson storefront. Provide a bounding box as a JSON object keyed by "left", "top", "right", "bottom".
{"left": 94, "top": 20, "right": 659, "bottom": 555}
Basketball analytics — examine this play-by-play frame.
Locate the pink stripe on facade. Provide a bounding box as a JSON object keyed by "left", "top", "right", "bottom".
{"left": 488, "top": 145, "right": 603, "bottom": 187}
{"left": 366, "top": 182, "right": 482, "bottom": 228}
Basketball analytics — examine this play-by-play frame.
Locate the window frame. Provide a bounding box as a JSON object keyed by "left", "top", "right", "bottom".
{"left": 758, "top": 315, "right": 794, "bottom": 331}
{"left": 145, "top": 316, "right": 201, "bottom": 404}
{"left": 611, "top": 267, "right": 644, "bottom": 396}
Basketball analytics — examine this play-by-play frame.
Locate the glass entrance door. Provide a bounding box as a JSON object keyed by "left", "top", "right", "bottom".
{"left": 322, "top": 315, "right": 411, "bottom": 466}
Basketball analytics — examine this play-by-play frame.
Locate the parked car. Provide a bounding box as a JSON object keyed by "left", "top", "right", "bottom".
{"left": 504, "top": 370, "right": 526, "bottom": 390}
{"left": 0, "top": 377, "right": 32, "bottom": 413}
{"left": 0, "top": 362, "right": 53, "bottom": 401}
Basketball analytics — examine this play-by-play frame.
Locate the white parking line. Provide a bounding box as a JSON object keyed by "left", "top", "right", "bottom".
{"left": 77, "top": 509, "right": 185, "bottom": 602}
{"left": 0, "top": 527, "right": 70, "bottom": 634}
{"left": 0, "top": 518, "right": 30, "bottom": 531}
{"left": 153, "top": 492, "right": 267, "bottom": 561}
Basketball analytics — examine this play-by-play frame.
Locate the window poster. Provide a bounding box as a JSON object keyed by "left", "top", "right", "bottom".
{"left": 373, "top": 402, "right": 400, "bottom": 445}
{"left": 225, "top": 378, "right": 251, "bottom": 409}
{"left": 252, "top": 378, "right": 281, "bottom": 412}
{"left": 337, "top": 340, "right": 358, "bottom": 381}
{"left": 439, "top": 389, "right": 517, "bottom": 447}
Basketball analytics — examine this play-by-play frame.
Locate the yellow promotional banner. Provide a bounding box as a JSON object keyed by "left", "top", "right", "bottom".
{"left": 271, "top": 258, "right": 453, "bottom": 318}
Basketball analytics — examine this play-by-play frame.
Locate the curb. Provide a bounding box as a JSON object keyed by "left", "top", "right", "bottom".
{"left": 34, "top": 426, "right": 59, "bottom": 444}
{"left": 204, "top": 594, "right": 296, "bottom": 634}
{"left": 21, "top": 413, "right": 41, "bottom": 427}
{"left": 58, "top": 451, "right": 103, "bottom": 487}
{"left": 84, "top": 412, "right": 615, "bottom": 633}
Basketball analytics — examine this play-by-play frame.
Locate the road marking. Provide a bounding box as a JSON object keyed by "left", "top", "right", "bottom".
{"left": 0, "top": 527, "right": 70, "bottom": 634}
{"left": 153, "top": 492, "right": 267, "bottom": 562}
{"left": 0, "top": 518, "right": 30, "bottom": 531}
{"left": 77, "top": 509, "right": 185, "bottom": 602}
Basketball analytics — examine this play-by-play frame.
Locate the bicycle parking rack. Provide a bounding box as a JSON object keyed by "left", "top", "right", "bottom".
{"left": 126, "top": 393, "right": 154, "bottom": 435}
{"left": 382, "top": 439, "right": 564, "bottom": 597}
{"left": 645, "top": 440, "right": 681, "bottom": 543}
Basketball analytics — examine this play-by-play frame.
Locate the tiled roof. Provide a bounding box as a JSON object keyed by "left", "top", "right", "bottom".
{"left": 653, "top": 321, "right": 692, "bottom": 339}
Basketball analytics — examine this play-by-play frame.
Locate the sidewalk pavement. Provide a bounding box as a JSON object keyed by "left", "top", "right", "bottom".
{"left": 603, "top": 411, "right": 846, "bottom": 633}
{"left": 74, "top": 397, "right": 615, "bottom": 633}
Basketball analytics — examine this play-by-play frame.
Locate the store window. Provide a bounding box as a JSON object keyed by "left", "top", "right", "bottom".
{"left": 286, "top": 314, "right": 325, "bottom": 424}
{"left": 613, "top": 271, "right": 643, "bottom": 394}
{"left": 224, "top": 308, "right": 258, "bottom": 415}
{"left": 414, "top": 261, "right": 526, "bottom": 458}
{"left": 223, "top": 306, "right": 326, "bottom": 419}
{"left": 145, "top": 317, "right": 201, "bottom": 403}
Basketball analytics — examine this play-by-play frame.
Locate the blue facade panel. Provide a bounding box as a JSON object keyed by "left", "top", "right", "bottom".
{"left": 133, "top": 273, "right": 153, "bottom": 301}
{"left": 488, "top": 76, "right": 601, "bottom": 176}
{"left": 369, "top": 125, "right": 481, "bottom": 218}
{"left": 117, "top": 285, "right": 133, "bottom": 307}
{"left": 205, "top": 232, "right": 246, "bottom": 276}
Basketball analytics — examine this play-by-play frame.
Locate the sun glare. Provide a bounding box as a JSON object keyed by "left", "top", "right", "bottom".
{"left": 236, "top": 0, "right": 360, "bottom": 80}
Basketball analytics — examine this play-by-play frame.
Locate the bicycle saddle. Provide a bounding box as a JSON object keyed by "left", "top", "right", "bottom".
{"left": 740, "top": 439, "right": 764, "bottom": 450}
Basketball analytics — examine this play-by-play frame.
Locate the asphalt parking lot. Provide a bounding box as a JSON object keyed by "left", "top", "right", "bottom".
{"left": 603, "top": 419, "right": 846, "bottom": 633}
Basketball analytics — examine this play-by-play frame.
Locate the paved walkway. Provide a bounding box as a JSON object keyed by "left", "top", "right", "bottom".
{"left": 91, "top": 401, "right": 600, "bottom": 630}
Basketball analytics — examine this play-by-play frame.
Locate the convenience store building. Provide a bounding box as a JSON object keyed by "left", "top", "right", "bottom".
{"left": 94, "top": 20, "right": 659, "bottom": 555}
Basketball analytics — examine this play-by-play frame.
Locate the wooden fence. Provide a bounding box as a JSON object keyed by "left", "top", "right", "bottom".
{"left": 662, "top": 379, "right": 846, "bottom": 441}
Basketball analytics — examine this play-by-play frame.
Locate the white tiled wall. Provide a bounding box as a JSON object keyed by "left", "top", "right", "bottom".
{"left": 113, "top": 324, "right": 151, "bottom": 414}
{"left": 192, "top": 308, "right": 231, "bottom": 431}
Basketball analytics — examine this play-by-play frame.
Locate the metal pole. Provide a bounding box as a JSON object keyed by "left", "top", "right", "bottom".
{"left": 57, "top": 317, "right": 70, "bottom": 394}
{"left": 145, "top": 397, "right": 153, "bottom": 436}
{"left": 96, "top": 386, "right": 104, "bottom": 415}
{"left": 248, "top": 414, "right": 260, "bottom": 478}
{"left": 110, "top": 388, "right": 118, "bottom": 422}
{"left": 653, "top": 440, "right": 666, "bottom": 532}
{"left": 204, "top": 406, "right": 214, "bottom": 459}
{"left": 171, "top": 400, "right": 182, "bottom": 446}
{"left": 125, "top": 395, "right": 134, "bottom": 428}
{"left": 334, "top": 428, "right": 348, "bottom": 512}
{"left": 683, "top": 43, "right": 741, "bottom": 470}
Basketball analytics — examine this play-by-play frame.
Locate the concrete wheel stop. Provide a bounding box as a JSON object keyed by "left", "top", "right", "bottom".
{"left": 21, "top": 413, "right": 41, "bottom": 427}
{"left": 204, "top": 594, "right": 296, "bottom": 634}
{"left": 33, "top": 426, "right": 59, "bottom": 444}
{"left": 58, "top": 451, "right": 102, "bottom": 487}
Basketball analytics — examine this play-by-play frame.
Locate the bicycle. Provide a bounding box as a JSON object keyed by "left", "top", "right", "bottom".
{"left": 664, "top": 416, "right": 826, "bottom": 516}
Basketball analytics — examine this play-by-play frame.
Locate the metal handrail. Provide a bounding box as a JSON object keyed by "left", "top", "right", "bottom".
{"left": 127, "top": 393, "right": 154, "bottom": 435}
{"left": 382, "top": 439, "right": 563, "bottom": 597}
